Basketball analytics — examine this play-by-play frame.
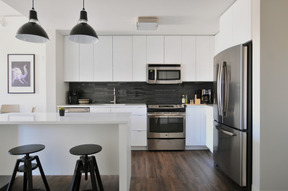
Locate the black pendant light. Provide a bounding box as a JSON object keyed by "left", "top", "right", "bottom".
{"left": 16, "top": 0, "right": 49, "bottom": 43}
{"left": 69, "top": 0, "right": 99, "bottom": 44}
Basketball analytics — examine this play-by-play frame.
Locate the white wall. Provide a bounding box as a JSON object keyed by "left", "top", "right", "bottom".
{"left": 45, "top": 29, "right": 68, "bottom": 112}
{"left": 251, "top": 0, "right": 260, "bottom": 190}
{"left": 0, "top": 17, "right": 47, "bottom": 112}
{"left": 259, "top": 0, "right": 288, "bottom": 190}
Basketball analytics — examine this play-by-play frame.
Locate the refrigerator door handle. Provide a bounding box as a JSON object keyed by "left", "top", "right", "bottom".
{"left": 223, "top": 62, "right": 229, "bottom": 115}
{"left": 216, "top": 125, "right": 236, "bottom": 137}
{"left": 217, "top": 63, "right": 223, "bottom": 116}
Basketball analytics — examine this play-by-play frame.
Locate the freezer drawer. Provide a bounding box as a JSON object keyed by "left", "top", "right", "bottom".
{"left": 213, "top": 121, "right": 247, "bottom": 187}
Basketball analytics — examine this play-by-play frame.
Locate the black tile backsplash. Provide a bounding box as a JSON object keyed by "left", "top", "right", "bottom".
{"left": 69, "top": 82, "right": 213, "bottom": 105}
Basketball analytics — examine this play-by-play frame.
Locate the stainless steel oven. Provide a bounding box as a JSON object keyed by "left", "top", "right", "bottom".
{"left": 147, "top": 105, "right": 186, "bottom": 150}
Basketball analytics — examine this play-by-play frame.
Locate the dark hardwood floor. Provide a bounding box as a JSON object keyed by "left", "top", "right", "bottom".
{"left": 1, "top": 150, "right": 241, "bottom": 191}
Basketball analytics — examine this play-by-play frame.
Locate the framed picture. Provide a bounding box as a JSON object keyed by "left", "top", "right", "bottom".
{"left": 7, "top": 54, "right": 35, "bottom": 94}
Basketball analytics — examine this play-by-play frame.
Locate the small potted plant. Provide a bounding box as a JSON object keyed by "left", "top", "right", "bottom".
{"left": 59, "top": 107, "right": 65, "bottom": 116}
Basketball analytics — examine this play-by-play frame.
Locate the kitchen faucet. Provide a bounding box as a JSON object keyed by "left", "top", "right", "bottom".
{"left": 110, "top": 88, "right": 117, "bottom": 104}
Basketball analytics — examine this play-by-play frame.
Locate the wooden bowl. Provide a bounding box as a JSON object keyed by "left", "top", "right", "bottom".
{"left": 78, "top": 99, "right": 90, "bottom": 104}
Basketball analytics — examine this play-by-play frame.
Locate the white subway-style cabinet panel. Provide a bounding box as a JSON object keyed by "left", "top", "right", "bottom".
{"left": 147, "top": 36, "right": 164, "bottom": 63}
{"left": 79, "top": 43, "right": 94, "bottom": 81}
{"left": 64, "top": 36, "right": 79, "bottom": 81}
{"left": 195, "top": 36, "right": 212, "bottom": 81}
{"left": 113, "top": 36, "right": 133, "bottom": 81}
{"left": 94, "top": 36, "right": 113, "bottom": 81}
{"left": 165, "top": 36, "right": 182, "bottom": 64}
{"left": 133, "top": 36, "right": 147, "bottom": 81}
{"left": 182, "top": 36, "right": 196, "bottom": 81}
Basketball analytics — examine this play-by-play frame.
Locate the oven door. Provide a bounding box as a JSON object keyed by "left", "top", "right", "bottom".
{"left": 147, "top": 112, "right": 185, "bottom": 138}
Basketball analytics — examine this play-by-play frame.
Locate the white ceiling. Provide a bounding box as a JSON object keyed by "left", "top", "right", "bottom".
{"left": 1, "top": 0, "right": 236, "bottom": 35}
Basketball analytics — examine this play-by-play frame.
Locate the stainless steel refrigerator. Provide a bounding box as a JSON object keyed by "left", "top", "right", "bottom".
{"left": 213, "top": 42, "right": 252, "bottom": 190}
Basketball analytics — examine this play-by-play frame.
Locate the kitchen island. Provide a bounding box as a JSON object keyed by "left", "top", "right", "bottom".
{"left": 0, "top": 112, "right": 131, "bottom": 191}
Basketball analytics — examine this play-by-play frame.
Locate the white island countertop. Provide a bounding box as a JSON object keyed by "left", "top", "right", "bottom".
{"left": 0, "top": 112, "right": 131, "bottom": 191}
{"left": 0, "top": 112, "right": 131, "bottom": 125}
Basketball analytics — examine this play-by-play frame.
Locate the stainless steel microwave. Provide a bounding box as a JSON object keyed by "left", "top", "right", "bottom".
{"left": 147, "top": 64, "right": 182, "bottom": 84}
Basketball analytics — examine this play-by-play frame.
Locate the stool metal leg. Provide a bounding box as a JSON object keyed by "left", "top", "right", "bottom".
{"left": 35, "top": 156, "right": 50, "bottom": 191}
{"left": 25, "top": 157, "right": 33, "bottom": 191}
{"left": 92, "top": 156, "right": 104, "bottom": 191}
{"left": 7, "top": 159, "right": 21, "bottom": 191}
{"left": 88, "top": 158, "right": 97, "bottom": 191}
{"left": 70, "top": 159, "right": 82, "bottom": 191}
{"left": 23, "top": 172, "right": 27, "bottom": 191}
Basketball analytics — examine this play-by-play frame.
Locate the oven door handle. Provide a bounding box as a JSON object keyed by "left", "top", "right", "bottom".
{"left": 148, "top": 115, "right": 185, "bottom": 118}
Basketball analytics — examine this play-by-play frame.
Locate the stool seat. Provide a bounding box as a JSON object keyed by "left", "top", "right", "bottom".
{"left": 9, "top": 144, "right": 45, "bottom": 156}
{"left": 70, "top": 144, "right": 102, "bottom": 156}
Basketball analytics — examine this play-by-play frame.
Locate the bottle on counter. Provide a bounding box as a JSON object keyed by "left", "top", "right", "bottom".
{"left": 182, "top": 95, "right": 186, "bottom": 104}
{"left": 185, "top": 95, "right": 188, "bottom": 104}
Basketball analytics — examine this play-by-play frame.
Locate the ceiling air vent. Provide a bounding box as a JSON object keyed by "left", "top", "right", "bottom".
{"left": 137, "top": 16, "right": 158, "bottom": 30}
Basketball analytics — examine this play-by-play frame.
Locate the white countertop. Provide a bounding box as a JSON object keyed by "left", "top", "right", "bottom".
{"left": 58, "top": 103, "right": 147, "bottom": 108}
{"left": 0, "top": 112, "right": 131, "bottom": 125}
{"left": 185, "top": 104, "right": 213, "bottom": 108}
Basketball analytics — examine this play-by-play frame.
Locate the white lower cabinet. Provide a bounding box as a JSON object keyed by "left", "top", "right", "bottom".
{"left": 205, "top": 106, "right": 213, "bottom": 152}
{"left": 131, "top": 130, "right": 147, "bottom": 146}
{"left": 90, "top": 106, "right": 147, "bottom": 147}
{"left": 111, "top": 107, "right": 147, "bottom": 147}
{"left": 185, "top": 106, "right": 206, "bottom": 147}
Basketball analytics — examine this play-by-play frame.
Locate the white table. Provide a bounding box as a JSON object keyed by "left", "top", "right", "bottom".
{"left": 0, "top": 112, "right": 131, "bottom": 191}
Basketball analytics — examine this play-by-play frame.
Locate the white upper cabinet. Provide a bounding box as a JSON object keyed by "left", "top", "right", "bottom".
{"left": 182, "top": 36, "right": 196, "bottom": 81}
{"left": 164, "top": 36, "right": 182, "bottom": 64}
{"left": 195, "top": 36, "right": 213, "bottom": 81}
{"left": 113, "top": 36, "right": 133, "bottom": 81}
{"left": 232, "top": 0, "right": 251, "bottom": 46}
{"left": 64, "top": 36, "right": 79, "bottom": 81}
{"left": 132, "top": 36, "right": 147, "bottom": 81}
{"left": 215, "top": 0, "right": 251, "bottom": 54}
{"left": 64, "top": 35, "right": 214, "bottom": 82}
{"left": 79, "top": 43, "right": 94, "bottom": 81}
{"left": 94, "top": 36, "right": 113, "bottom": 81}
{"left": 147, "top": 36, "right": 164, "bottom": 63}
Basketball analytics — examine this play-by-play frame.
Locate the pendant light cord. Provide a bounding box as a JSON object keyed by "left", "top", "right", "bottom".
{"left": 83, "top": 0, "right": 85, "bottom": 10}
{"left": 32, "top": 0, "right": 34, "bottom": 9}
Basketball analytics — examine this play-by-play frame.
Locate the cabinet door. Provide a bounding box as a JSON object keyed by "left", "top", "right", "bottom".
{"left": 165, "top": 36, "right": 182, "bottom": 64}
{"left": 113, "top": 36, "right": 133, "bottom": 81}
{"left": 64, "top": 36, "right": 79, "bottom": 81}
{"left": 219, "top": 7, "right": 233, "bottom": 52}
{"left": 186, "top": 107, "right": 206, "bottom": 146}
{"left": 94, "top": 36, "right": 113, "bottom": 81}
{"left": 131, "top": 130, "right": 147, "bottom": 146}
{"left": 90, "top": 107, "right": 111, "bottom": 113}
{"left": 195, "top": 36, "right": 212, "bottom": 81}
{"left": 133, "top": 36, "right": 147, "bottom": 81}
{"left": 232, "top": 0, "right": 251, "bottom": 45}
{"left": 79, "top": 43, "right": 94, "bottom": 81}
{"left": 182, "top": 36, "right": 196, "bottom": 81}
{"left": 205, "top": 107, "right": 213, "bottom": 152}
{"left": 147, "top": 36, "right": 164, "bottom": 63}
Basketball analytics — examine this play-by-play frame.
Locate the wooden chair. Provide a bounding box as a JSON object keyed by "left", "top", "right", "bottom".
{"left": 0, "top": 104, "right": 20, "bottom": 113}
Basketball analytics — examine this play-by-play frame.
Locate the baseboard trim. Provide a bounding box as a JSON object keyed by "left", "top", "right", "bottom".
{"left": 131, "top": 146, "right": 211, "bottom": 151}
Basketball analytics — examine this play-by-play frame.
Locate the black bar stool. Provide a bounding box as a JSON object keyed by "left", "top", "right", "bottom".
{"left": 7, "top": 144, "right": 50, "bottom": 191}
{"left": 69, "top": 144, "right": 104, "bottom": 191}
